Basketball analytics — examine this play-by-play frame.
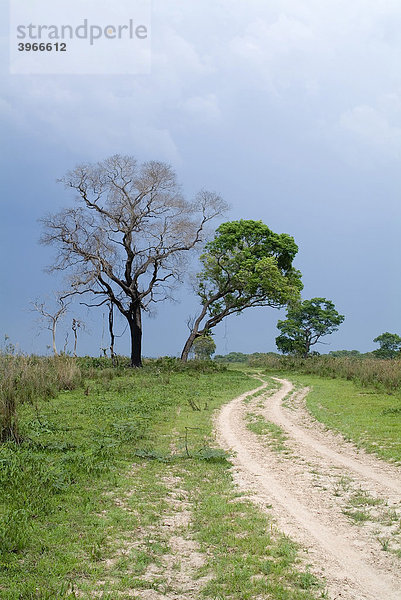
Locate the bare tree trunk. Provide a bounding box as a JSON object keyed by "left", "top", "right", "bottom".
{"left": 108, "top": 303, "right": 116, "bottom": 367}
{"left": 63, "top": 332, "right": 69, "bottom": 355}
{"left": 181, "top": 306, "right": 208, "bottom": 362}
{"left": 303, "top": 336, "right": 311, "bottom": 358}
{"left": 52, "top": 321, "right": 58, "bottom": 356}
{"left": 181, "top": 330, "right": 199, "bottom": 363}
{"left": 128, "top": 303, "right": 142, "bottom": 368}
{"left": 73, "top": 330, "right": 78, "bottom": 357}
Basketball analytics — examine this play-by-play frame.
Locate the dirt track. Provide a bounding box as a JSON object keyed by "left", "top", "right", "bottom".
{"left": 215, "top": 377, "right": 401, "bottom": 600}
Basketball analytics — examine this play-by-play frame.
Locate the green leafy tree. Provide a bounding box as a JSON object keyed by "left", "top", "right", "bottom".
{"left": 373, "top": 332, "right": 401, "bottom": 359}
{"left": 192, "top": 335, "right": 216, "bottom": 360}
{"left": 181, "top": 220, "right": 303, "bottom": 362}
{"left": 276, "top": 298, "right": 344, "bottom": 358}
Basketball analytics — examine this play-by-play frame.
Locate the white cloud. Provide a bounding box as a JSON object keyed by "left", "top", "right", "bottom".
{"left": 4, "top": 0, "right": 401, "bottom": 356}
{"left": 230, "top": 14, "right": 313, "bottom": 62}
{"left": 3, "top": 0, "right": 401, "bottom": 165}
{"left": 339, "top": 104, "right": 401, "bottom": 160}
{"left": 182, "top": 93, "right": 220, "bottom": 121}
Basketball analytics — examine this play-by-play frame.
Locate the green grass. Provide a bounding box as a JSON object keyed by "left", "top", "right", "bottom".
{"left": 263, "top": 373, "right": 401, "bottom": 464}
{"left": 348, "top": 490, "right": 382, "bottom": 508}
{"left": 246, "top": 412, "right": 290, "bottom": 454}
{"left": 342, "top": 509, "right": 370, "bottom": 523}
{"left": 0, "top": 366, "right": 327, "bottom": 599}
{"left": 243, "top": 380, "right": 277, "bottom": 405}
{"left": 187, "top": 468, "right": 325, "bottom": 599}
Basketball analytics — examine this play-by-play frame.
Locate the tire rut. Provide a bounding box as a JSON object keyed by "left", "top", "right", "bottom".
{"left": 268, "top": 377, "right": 401, "bottom": 497}
{"left": 215, "top": 378, "right": 401, "bottom": 600}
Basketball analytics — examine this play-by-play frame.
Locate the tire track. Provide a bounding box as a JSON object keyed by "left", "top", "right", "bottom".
{"left": 215, "top": 379, "right": 401, "bottom": 600}
{"left": 268, "top": 377, "right": 401, "bottom": 497}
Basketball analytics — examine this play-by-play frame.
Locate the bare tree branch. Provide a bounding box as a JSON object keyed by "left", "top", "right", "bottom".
{"left": 41, "top": 155, "right": 227, "bottom": 366}
{"left": 31, "top": 293, "right": 70, "bottom": 356}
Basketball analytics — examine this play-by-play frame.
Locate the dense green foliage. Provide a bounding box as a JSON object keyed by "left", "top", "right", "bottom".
{"left": 0, "top": 354, "right": 82, "bottom": 442}
{"left": 199, "top": 219, "right": 302, "bottom": 317}
{"left": 192, "top": 335, "right": 216, "bottom": 359}
{"left": 276, "top": 297, "right": 344, "bottom": 357}
{"left": 373, "top": 332, "right": 401, "bottom": 359}
{"left": 181, "top": 220, "right": 303, "bottom": 360}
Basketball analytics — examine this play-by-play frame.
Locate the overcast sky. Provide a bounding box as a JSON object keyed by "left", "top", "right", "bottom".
{"left": 1, "top": 0, "right": 401, "bottom": 357}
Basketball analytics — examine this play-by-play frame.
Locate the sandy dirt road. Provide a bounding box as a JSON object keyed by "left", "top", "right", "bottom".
{"left": 216, "top": 377, "right": 401, "bottom": 600}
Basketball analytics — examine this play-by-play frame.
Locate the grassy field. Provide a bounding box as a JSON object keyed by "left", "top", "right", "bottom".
{"left": 0, "top": 364, "right": 327, "bottom": 599}
{"left": 250, "top": 354, "right": 401, "bottom": 393}
{"left": 263, "top": 371, "right": 401, "bottom": 464}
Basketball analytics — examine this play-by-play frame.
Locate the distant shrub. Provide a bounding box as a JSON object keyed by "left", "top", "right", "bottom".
{"left": 328, "top": 350, "right": 362, "bottom": 357}
{"left": 76, "top": 355, "right": 131, "bottom": 371}
{"left": 146, "top": 356, "right": 225, "bottom": 373}
{"left": 194, "top": 447, "right": 230, "bottom": 462}
{"left": 214, "top": 352, "right": 249, "bottom": 363}
{"left": 214, "top": 351, "right": 280, "bottom": 364}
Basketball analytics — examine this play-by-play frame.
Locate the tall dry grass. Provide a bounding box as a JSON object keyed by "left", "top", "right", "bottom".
{"left": 249, "top": 354, "right": 401, "bottom": 393}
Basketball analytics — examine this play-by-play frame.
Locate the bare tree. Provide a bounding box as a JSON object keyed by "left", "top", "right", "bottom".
{"left": 40, "top": 155, "right": 227, "bottom": 367}
{"left": 106, "top": 302, "right": 116, "bottom": 365}
{"left": 71, "top": 318, "right": 85, "bottom": 357}
{"left": 32, "top": 295, "right": 70, "bottom": 356}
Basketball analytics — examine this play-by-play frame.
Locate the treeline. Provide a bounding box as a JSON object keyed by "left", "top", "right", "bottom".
{"left": 214, "top": 352, "right": 269, "bottom": 363}
{"left": 214, "top": 350, "right": 369, "bottom": 363}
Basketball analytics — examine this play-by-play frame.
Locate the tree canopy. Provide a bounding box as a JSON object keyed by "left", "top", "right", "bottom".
{"left": 192, "top": 335, "right": 216, "bottom": 360}
{"left": 181, "top": 220, "right": 303, "bottom": 361}
{"left": 373, "top": 332, "right": 401, "bottom": 359}
{"left": 40, "top": 154, "right": 226, "bottom": 367}
{"left": 276, "top": 297, "right": 344, "bottom": 358}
